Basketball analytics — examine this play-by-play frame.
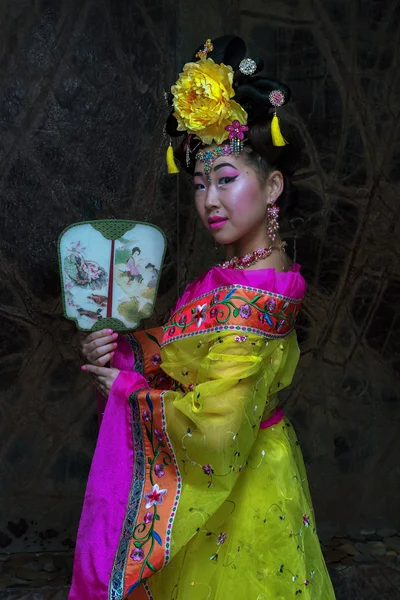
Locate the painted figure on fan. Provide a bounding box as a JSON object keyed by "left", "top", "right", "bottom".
{"left": 127, "top": 247, "right": 143, "bottom": 284}
{"left": 70, "top": 36, "right": 336, "bottom": 600}
{"left": 145, "top": 263, "right": 159, "bottom": 289}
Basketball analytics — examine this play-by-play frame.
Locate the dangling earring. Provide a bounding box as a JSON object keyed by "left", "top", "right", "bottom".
{"left": 267, "top": 201, "right": 280, "bottom": 241}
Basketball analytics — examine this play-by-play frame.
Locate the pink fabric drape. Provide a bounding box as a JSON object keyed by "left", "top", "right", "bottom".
{"left": 69, "top": 337, "right": 147, "bottom": 599}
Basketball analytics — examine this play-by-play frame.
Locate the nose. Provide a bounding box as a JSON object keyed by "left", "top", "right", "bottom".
{"left": 204, "top": 183, "right": 220, "bottom": 210}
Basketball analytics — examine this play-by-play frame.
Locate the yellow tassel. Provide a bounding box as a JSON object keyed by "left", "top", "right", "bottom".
{"left": 166, "top": 143, "right": 179, "bottom": 174}
{"left": 271, "top": 111, "right": 287, "bottom": 147}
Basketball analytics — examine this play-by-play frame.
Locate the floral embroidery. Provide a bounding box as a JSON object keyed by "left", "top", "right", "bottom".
{"left": 210, "top": 292, "right": 220, "bottom": 305}
{"left": 239, "top": 304, "right": 251, "bottom": 319}
{"left": 154, "top": 428, "right": 163, "bottom": 442}
{"left": 302, "top": 514, "right": 310, "bottom": 527}
{"left": 276, "top": 319, "right": 285, "bottom": 332}
{"left": 154, "top": 464, "right": 165, "bottom": 478}
{"left": 202, "top": 463, "right": 214, "bottom": 475}
{"left": 151, "top": 353, "right": 162, "bottom": 365}
{"left": 127, "top": 393, "right": 178, "bottom": 588}
{"left": 144, "top": 483, "right": 167, "bottom": 509}
{"left": 144, "top": 512, "right": 153, "bottom": 524}
{"left": 304, "top": 580, "right": 309, "bottom": 586}
{"left": 194, "top": 304, "right": 207, "bottom": 327}
{"left": 162, "top": 285, "right": 301, "bottom": 345}
{"left": 217, "top": 532, "right": 227, "bottom": 545}
{"left": 131, "top": 547, "right": 145, "bottom": 562}
{"left": 235, "top": 335, "right": 247, "bottom": 342}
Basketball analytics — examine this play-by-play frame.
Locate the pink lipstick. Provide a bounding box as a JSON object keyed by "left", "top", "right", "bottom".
{"left": 208, "top": 216, "right": 228, "bottom": 229}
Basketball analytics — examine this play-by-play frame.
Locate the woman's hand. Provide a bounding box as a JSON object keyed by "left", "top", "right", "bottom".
{"left": 82, "top": 364, "right": 120, "bottom": 398}
{"left": 81, "top": 328, "right": 119, "bottom": 366}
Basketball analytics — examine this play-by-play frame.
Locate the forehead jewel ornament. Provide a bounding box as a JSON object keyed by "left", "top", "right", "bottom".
{"left": 239, "top": 58, "right": 257, "bottom": 76}
{"left": 196, "top": 145, "right": 232, "bottom": 182}
{"left": 269, "top": 89, "right": 287, "bottom": 147}
{"left": 225, "top": 120, "right": 249, "bottom": 155}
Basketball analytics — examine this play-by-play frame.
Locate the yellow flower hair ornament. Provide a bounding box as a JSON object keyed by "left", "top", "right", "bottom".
{"left": 164, "top": 35, "right": 292, "bottom": 175}
{"left": 171, "top": 57, "right": 248, "bottom": 146}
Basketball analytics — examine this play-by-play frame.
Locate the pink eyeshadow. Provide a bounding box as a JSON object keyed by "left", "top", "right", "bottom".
{"left": 218, "top": 168, "right": 239, "bottom": 177}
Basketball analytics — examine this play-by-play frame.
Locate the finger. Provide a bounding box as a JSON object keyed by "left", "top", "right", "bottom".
{"left": 85, "top": 329, "right": 115, "bottom": 344}
{"left": 82, "top": 331, "right": 116, "bottom": 356}
{"left": 87, "top": 341, "right": 118, "bottom": 363}
{"left": 92, "top": 351, "right": 115, "bottom": 367}
{"left": 90, "top": 333, "right": 118, "bottom": 349}
{"left": 84, "top": 333, "right": 117, "bottom": 353}
{"left": 82, "top": 365, "right": 112, "bottom": 377}
{"left": 84, "top": 336, "right": 119, "bottom": 363}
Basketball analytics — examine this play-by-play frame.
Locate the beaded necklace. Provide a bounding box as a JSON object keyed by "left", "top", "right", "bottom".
{"left": 217, "top": 242, "right": 287, "bottom": 270}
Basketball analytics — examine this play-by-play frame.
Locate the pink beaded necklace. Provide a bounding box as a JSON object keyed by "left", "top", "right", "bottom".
{"left": 217, "top": 242, "right": 287, "bottom": 270}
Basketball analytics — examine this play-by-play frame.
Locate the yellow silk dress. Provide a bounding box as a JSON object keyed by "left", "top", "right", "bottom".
{"left": 68, "top": 266, "right": 336, "bottom": 600}
{"left": 144, "top": 330, "right": 335, "bottom": 599}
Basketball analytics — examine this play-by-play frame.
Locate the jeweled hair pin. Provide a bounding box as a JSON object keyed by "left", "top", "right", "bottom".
{"left": 269, "top": 89, "right": 287, "bottom": 147}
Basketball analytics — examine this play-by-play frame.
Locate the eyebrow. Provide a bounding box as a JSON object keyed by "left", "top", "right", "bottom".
{"left": 193, "top": 171, "right": 204, "bottom": 177}
{"left": 213, "top": 162, "right": 238, "bottom": 172}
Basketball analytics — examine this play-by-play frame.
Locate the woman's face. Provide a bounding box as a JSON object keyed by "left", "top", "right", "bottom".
{"left": 193, "top": 148, "right": 276, "bottom": 246}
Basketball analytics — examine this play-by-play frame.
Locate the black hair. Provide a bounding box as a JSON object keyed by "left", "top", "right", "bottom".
{"left": 131, "top": 247, "right": 141, "bottom": 255}
{"left": 166, "top": 35, "right": 301, "bottom": 217}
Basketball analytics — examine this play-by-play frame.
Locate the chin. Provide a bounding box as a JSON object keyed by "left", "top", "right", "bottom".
{"left": 212, "top": 235, "right": 233, "bottom": 246}
{"left": 212, "top": 231, "right": 240, "bottom": 246}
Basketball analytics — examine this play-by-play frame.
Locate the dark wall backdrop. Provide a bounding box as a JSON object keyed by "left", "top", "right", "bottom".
{"left": 1, "top": 0, "right": 399, "bottom": 556}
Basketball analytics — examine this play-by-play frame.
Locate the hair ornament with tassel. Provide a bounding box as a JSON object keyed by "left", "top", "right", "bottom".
{"left": 269, "top": 89, "right": 287, "bottom": 147}
{"left": 166, "top": 140, "right": 179, "bottom": 174}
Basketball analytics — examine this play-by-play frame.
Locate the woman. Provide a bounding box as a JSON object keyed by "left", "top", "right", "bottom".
{"left": 70, "top": 36, "right": 335, "bottom": 600}
{"left": 145, "top": 263, "right": 159, "bottom": 289}
{"left": 127, "top": 247, "right": 143, "bottom": 284}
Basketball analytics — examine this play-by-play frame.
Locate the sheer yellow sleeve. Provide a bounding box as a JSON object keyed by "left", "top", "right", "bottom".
{"left": 159, "top": 330, "right": 300, "bottom": 556}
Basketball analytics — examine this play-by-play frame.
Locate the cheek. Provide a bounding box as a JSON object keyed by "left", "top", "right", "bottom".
{"left": 227, "top": 179, "right": 264, "bottom": 218}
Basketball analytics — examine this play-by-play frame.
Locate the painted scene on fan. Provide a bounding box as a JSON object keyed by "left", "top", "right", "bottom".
{"left": 59, "top": 222, "right": 165, "bottom": 330}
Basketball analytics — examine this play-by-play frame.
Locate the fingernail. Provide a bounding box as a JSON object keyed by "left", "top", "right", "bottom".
{"left": 113, "top": 343, "right": 118, "bottom": 348}
{"left": 111, "top": 351, "right": 115, "bottom": 356}
{"left": 81, "top": 366, "right": 87, "bottom": 371}
{"left": 106, "top": 329, "right": 113, "bottom": 333}
{"left": 112, "top": 333, "right": 119, "bottom": 339}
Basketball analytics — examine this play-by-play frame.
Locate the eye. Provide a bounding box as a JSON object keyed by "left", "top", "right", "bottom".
{"left": 219, "top": 176, "right": 237, "bottom": 185}
{"left": 193, "top": 181, "right": 205, "bottom": 191}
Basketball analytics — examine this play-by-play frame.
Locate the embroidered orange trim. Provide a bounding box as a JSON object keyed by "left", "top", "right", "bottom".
{"left": 123, "top": 389, "right": 180, "bottom": 599}
{"left": 161, "top": 285, "right": 302, "bottom": 347}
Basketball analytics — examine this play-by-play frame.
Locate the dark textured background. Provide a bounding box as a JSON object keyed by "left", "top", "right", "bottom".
{"left": 1, "top": 0, "right": 399, "bottom": 558}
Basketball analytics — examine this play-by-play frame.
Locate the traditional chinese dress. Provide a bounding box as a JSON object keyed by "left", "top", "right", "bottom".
{"left": 69, "top": 264, "right": 336, "bottom": 600}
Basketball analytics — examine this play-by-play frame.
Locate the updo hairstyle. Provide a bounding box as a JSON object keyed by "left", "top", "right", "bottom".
{"left": 166, "top": 35, "right": 301, "bottom": 216}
